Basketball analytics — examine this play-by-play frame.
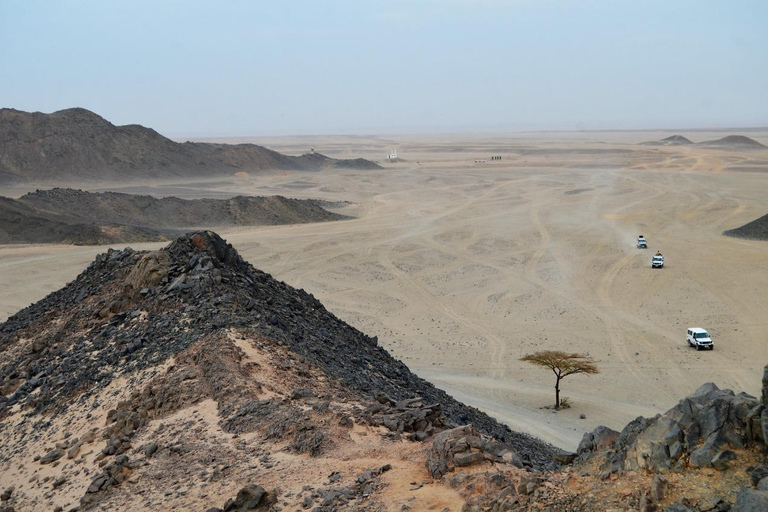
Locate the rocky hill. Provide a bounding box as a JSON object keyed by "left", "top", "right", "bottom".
{"left": 698, "top": 135, "right": 766, "bottom": 149}
{"left": 0, "top": 197, "right": 165, "bottom": 245}
{"left": 724, "top": 211, "right": 768, "bottom": 241}
{"left": 0, "top": 108, "right": 381, "bottom": 183}
{"left": 0, "top": 189, "right": 348, "bottom": 245}
{"left": 641, "top": 135, "right": 694, "bottom": 146}
{"left": 0, "top": 231, "right": 556, "bottom": 511}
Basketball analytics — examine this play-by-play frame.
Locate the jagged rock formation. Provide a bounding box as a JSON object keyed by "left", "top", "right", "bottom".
{"left": 0, "top": 108, "right": 381, "bottom": 183}
{"left": 0, "top": 231, "right": 554, "bottom": 511}
{"left": 579, "top": 382, "right": 760, "bottom": 476}
{"left": 433, "top": 368, "right": 768, "bottom": 511}
{"left": 0, "top": 189, "right": 348, "bottom": 245}
{"left": 724, "top": 211, "right": 768, "bottom": 241}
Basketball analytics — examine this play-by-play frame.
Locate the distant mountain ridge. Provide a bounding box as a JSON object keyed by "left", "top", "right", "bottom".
{"left": 641, "top": 134, "right": 766, "bottom": 148}
{"left": 0, "top": 108, "right": 381, "bottom": 182}
{"left": 641, "top": 134, "right": 694, "bottom": 146}
{"left": 0, "top": 188, "right": 349, "bottom": 245}
{"left": 699, "top": 135, "right": 766, "bottom": 148}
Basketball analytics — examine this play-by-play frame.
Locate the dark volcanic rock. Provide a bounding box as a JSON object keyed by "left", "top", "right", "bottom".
{"left": 582, "top": 381, "right": 760, "bottom": 474}
{"left": 724, "top": 211, "right": 768, "bottom": 241}
{"left": 39, "top": 448, "right": 64, "bottom": 464}
{"left": 0, "top": 188, "right": 350, "bottom": 245}
{"left": 732, "top": 488, "right": 768, "bottom": 511}
{"left": 0, "top": 231, "right": 556, "bottom": 469}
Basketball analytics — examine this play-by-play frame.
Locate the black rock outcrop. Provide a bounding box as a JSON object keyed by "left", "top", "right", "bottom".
{"left": 0, "top": 231, "right": 555, "bottom": 467}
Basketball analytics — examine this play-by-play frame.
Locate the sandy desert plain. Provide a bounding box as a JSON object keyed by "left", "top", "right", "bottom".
{"left": 2, "top": 130, "right": 767, "bottom": 452}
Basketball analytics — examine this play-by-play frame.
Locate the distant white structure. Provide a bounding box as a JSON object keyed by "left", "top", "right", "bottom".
{"left": 386, "top": 149, "right": 397, "bottom": 160}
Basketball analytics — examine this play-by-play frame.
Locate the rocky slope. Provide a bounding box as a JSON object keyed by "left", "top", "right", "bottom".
{"left": 0, "top": 231, "right": 556, "bottom": 511}
{"left": 0, "top": 189, "right": 348, "bottom": 245}
{"left": 0, "top": 196, "right": 166, "bottom": 245}
{"left": 641, "top": 135, "right": 694, "bottom": 146}
{"left": 0, "top": 108, "right": 381, "bottom": 183}
{"left": 418, "top": 370, "right": 768, "bottom": 512}
{"left": 723, "top": 212, "right": 768, "bottom": 241}
{"left": 698, "top": 135, "right": 766, "bottom": 149}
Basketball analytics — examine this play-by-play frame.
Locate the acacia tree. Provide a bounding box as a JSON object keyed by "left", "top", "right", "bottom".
{"left": 520, "top": 351, "right": 599, "bottom": 409}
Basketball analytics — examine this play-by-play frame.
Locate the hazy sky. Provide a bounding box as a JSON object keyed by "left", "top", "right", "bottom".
{"left": 2, "top": 0, "right": 767, "bottom": 136}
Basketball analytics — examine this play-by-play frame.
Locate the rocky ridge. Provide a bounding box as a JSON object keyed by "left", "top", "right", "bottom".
{"left": 723, "top": 211, "right": 768, "bottom": 241}
{"left": 0, "top": 189, "right": 349, "bottom": 245}
{"left": 0, "top": 231, "right": 555, "bottom": 511}
{"left": 698, "top": 135, "right": 766, "bottom": 148}
{"left": 641, "top": 135, "right": 694, "bottom": 146}
{"left": 0, "top": 108, "right": 382, "bottom": 183}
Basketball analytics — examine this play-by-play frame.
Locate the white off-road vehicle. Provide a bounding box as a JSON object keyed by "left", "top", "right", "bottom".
{"left": 637, "top": 236, "right": 648, "bottom": 249}
{"left": 652, "top": 253, "right": 664, "bottom": 268}
{"left": 687, "top": 328, "right": 713, "bottom": 350}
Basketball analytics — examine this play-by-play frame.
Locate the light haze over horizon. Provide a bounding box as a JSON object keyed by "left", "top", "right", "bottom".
{"left": 2, "top": 0, "right": 767, "bottom": 137}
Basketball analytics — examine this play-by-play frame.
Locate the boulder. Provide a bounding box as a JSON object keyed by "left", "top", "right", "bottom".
{"left": 651, "top": 475, "right": 667, "bottom": 502}
{"left": 517, "top": 474, "right": 539, "bottom": 496}
{"left": 761, "top": 409, "right": 768, "bottom": 448}
{"left": 426, "top": 425, "right": 497, "bottom": 478}
{"left": 577, "top": 426, "right": 620, "bottom": 456}
{"left": 125, "top": 251, "right": 171, "bottom": 291}
{"left": 234, "top": 484, "right": 266, "bottom": 509}
{"left": 143, "top": 442, "right": 158, "bottom": 457}
{"left": 664, "top": 504, "right": 693, "bottom": 512}
{"left": 639, "top": 492, "right": 653, "bottom": 512}
{"left": 553, "top": 451, "right": 577, "bottom": 464}
{"left": 711, "top": 449, "right": 738, "bottom": 471}
{"left": 39, "top": 448, "right": 64, "bottom": 465}
{"left": 750, "top": 466, "right": 768, "bottom": 487}
{"left": 732, "top": 488, "right": 768, "bottom": 511}
{"left": 762, "top": 365, "right": 768, "bottom": 407}
{"left": 454, "top": 452, "right": 484, "bottom": 467}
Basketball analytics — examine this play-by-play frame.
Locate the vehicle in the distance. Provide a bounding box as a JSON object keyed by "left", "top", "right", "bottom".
{"left": 637, "top": 236, "right": 647, "bottom": 249}
{"left": 687, "top": 327, "right": 714, "bottom": 350}
{"left": 652, "top": 252, "right": 664, "bottom": 268}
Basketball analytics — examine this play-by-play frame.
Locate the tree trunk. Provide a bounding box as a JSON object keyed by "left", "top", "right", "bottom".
{"left": 555, "top": 378, "right": 561, "bottom": 409}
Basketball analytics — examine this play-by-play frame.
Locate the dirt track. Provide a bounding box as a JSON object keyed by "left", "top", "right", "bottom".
{"left": 2, "top": 132, "right": 767, "bottom": 450}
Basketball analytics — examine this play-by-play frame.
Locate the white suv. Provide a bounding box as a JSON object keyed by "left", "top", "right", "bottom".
{"left": 687, "top": 328, "right": 713, "bottom": 350}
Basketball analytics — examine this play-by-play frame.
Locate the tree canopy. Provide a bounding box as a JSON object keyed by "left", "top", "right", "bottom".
{"left": 520, "top": 350, "right": 599, "bottom": 408}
